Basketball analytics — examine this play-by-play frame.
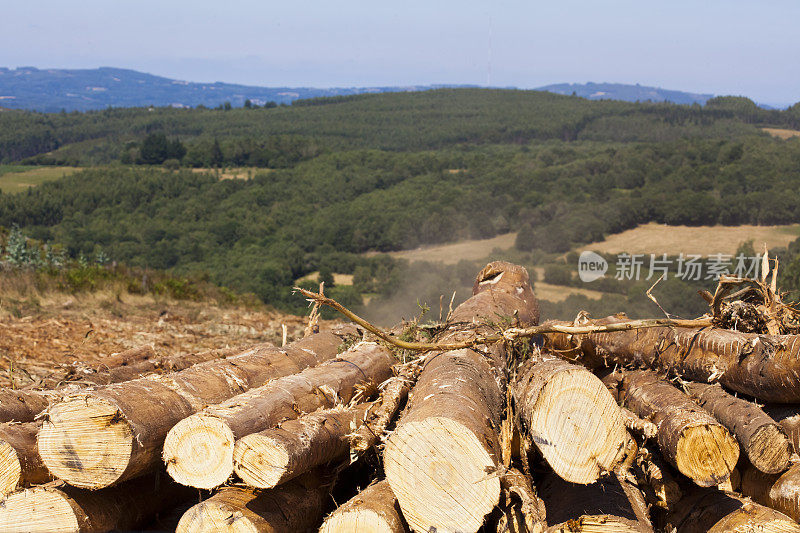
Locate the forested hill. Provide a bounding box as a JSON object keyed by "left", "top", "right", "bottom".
{"left": 2, "top": 88, "right": 800, "bottom": 315}
{"left": 0, "top": 66, "right": 470, "bottom": 112}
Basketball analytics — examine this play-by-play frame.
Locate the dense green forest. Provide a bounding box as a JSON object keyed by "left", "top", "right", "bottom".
{"left": 2, "top": 89, "right": 800, "bottom": 321}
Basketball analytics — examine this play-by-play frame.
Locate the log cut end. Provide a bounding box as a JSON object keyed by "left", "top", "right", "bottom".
{"left": 38, "top": 396, "right": 133, "bottom": 489}
{"left": 749, "top": 423, "right": 792, "bottom": 474}
{"left": 675, "top": 423, "right": 739, "bottom": 487}
{"left": 163, "top": 414, "right": 235, "bottom": 489}
{"left": 177, "top": 501, "right": 259, "bottom": 533}
{"left": 384, "top": 416, "right": 500, "bottom": 533}
{"left": 528, "top": 367, "right": 627, "bottom": 484}
{"left": 0, "top": 440, "right": 22, "bottom": 497}
{"left": 320, "top": 481, "right": 406, "bottom": 533}
{"left": 0, "top": 487, "right": 81, "bottom": 533}
{"left": 545, "top": 516, "right": 647, "bottom": 532}
{"left": 232, "top": 434, "right": 289, "bottom": 489}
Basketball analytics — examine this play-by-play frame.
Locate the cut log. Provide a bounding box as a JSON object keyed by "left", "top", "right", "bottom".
{"left": 0, "top": 388, "right": 62, "bottom": 423}
{"left": 665, "top": 486, "right": 800, "bottom": 532}
{"left": 38, "top": 331, "right": 344, "bottom": 489}
{"left": 742, "top": 462, "right": 800, "bottom": 523}
{"left": 384, "top": 261, "right": 538, "bottom": 533}
{"left": 619, "top": 370, "right": 739, "bottom": 487}
{"left": 234, "top": 402, "right": 371, "bottom": 489}
{"left": 164, "top": 342, "right": 394, "bottom": 489}
{"left": 0, "top": 421, "right": 51, "bottom": 497}
{"left": 0, "top": 475, "right": 193, "bottom": 533}
{"left": 684, "top": 381, "right": 791, "bottom": 474}
{"left": 496, "top": 468, "right": 546, "bottom": 533}
{"left": 350, "top": 360, "right": 421, "bottom": 454}
{"left": 320, "top": 480, "right": 407, "bottom": 533}
{"left": 512, "top": 354, "right": 627, "bottom": 483}
{"left": 764, "top": 405, "right": 800, "bottom": 455}
{"left": 176, "top": 475, "right": 326, "bottom": 533}
{"left": 547, "top": 316, "right": 800, "bottom": 402}
{"left": 538, "top": 472, "right": 653, "bottom": 532}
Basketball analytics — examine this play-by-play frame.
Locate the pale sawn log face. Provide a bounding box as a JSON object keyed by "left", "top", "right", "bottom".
{"left": 512, "top": 356, "right": 627, "bottom": 484}
{"left": 233, "top": 403, "right": 370, "bottom": 489}
{"left": 0, "top": 474, "right": 193, "bottom": 533}
{"left": 163, "top": 342, "right": 395, "bottom": 489}
{"left": 619, "top": 370, "right": 739, "bottom": 487}
{"left": 37, "top": 332, "right": 344, "bottom": 489}
{"left": 319, "top": 480, "right": 407, "bottom": 533}
{"left": 684, "top": 381, "right": 791, "bottom": 474}
{"left": 0, "top": 421, "right": 51, "bottom": 497}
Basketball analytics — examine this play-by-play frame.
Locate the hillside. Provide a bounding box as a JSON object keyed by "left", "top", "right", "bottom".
{"left": 2, "top": 89, "right": 800, "bottom": 321}
{"left": 0, "top": 66, "right": 472, "bottom": 112}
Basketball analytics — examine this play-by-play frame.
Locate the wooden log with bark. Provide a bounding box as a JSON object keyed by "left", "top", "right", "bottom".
{"left": 0, "top": 388, "right": 63, "bottom": 423}
{"left": 632, "top": 444, "right": 682, "bottom": 511}
{"left": 512, "top": 353, "right": 627, "bottom": 484}
{"left": 741, "top": 461, "right": 800, "bottom": 523}
{"left": 233, "top": 402, "right": 371, "bottom": 489}
{"left": 384, "top": 261, "right": 538, "bottom": 533}
{"left": 320, "top": 480, "right": 407, "bottom": 533}
{"left": 684, "top": 381, "right": 791, "bottom": 474}
{"left": 537, "top": 471, "right": 653, "bottom": 532}
{"left": 37, "top": 331, "right": 345, "bottom": 489}
{"left": 496, "top": 468, "right": 547, "bottom": 533}
{"left": 0, "top": 475, "right": 193, "bottom": 533}
{"left": 350, "top": 360, "right": 421, "bottom": 454}
{"left": 176, "top": 475, "right": 326, "bottom": 533}
{"left": 164, "top": 342, "right": 394, "bottom": 489}
{"left": 618, "top": 370, "right": 739, "bottom": 487}
{"left": 547, "top": 316, "right": 800, "bottom": 403}
{"left": 664, "top": 486, "right": 800, "bottom": 532}
{"left": 0, "top": 421, "right": 51, "bottom": 497}
{"left": 764, "top": 405, "right": 800, "bottom": 455}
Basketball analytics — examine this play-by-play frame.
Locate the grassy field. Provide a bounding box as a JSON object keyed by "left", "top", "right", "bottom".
{"left": 579, "top": 222, "right": 800, "bottom": 255}
{"left": 366, "top": 232, "right": 518, "bottom": 264}
{"left": 0, "top": 165, "right": 81, "bottom": 193}
{"left": 763, "top": 127, "right": 800, "bottom": 140}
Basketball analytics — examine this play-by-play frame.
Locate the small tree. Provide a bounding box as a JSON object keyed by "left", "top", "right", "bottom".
{"left": 139, "top": 133, "right": 169, "bottom": 164}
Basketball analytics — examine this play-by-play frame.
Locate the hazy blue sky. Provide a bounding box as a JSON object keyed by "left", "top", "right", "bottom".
{"left": 2, "top": 0, "right": 797, "bottom": 106}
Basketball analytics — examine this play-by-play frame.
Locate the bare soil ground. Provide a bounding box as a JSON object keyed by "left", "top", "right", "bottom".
{"left": 763, "top": 127, "right": 800, "bottom": 140}
{"left": 0, "top": 290, "right": 311, "bottom": 389}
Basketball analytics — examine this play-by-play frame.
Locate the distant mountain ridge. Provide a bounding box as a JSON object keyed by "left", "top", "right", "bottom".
{"left": 536, "top": 82, "right": 714, "bottom": 105}
{"left": 0, "top": 66, "right": 767, "bottom": 112}
{"left": 0, "top": 67, "right": 475, "bottom": 112}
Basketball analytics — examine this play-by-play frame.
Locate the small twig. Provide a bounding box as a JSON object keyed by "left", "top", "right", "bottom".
{"left": 646, "top": 274, "right": 674, "bottom": 319}
{"left": 293, "top": 287, "right": 713, "bottom": 352}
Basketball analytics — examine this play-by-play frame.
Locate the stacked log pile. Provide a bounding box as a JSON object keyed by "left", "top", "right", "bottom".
{"left": 2, "top": 261, "right": 800, "bottom": 532}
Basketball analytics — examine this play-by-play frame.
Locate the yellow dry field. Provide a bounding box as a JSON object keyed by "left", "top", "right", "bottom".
{"left": 0, "top": 166, "right": 81, "bottom": 193}
{"left": 534, "top": 282, "right": 604, "bottom": 302}
{"left": 366, "top": 233, "right": 518, "bottom": 264}
{"left": 763, "top": 128, "right": 800, "bottom": 140}
{"left": 579, "top": 222, "right": 800, "bottom": 256}
{"left": 296, "top": 272, "right": 354, "bottom": 285}
{"left": 191, "top": 168, "right": 272, "bottom": 180}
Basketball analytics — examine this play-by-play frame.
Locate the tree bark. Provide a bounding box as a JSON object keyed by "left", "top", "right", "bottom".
{"left": 0, "top": 421, "right": 51, "bottom": 497}
{"left": 511, "top": 354, "right": 627, "bottom": 484}
{"left": 538, "top": 471, "right": 653, "bottom": 532}
{"left": 0, "top": 389, "right": 62, "bottom": 423}
{"left": 664, "top": 486, "right": 800, "bottom": 533}
{"left": 320, "top": 480, "right": 407, "bottom": 533}
{"left": 176, "top": 475, "right": 326, "bottom": 533}
{"left": 632, "top": 444, "right": 682, "bottom": 511}
{"left": 0, "top": 475, "right": 193, "bottom": 533}
{"left": 742, "top": 462, "right": 800, "bottom": 523}
{"left": 233, "top": 402, "right": 371, "bottom": 489}
{"left": 763, "top": 405, "right": 800, "bottom": 455}
{"left": 38, "top": 331, "right": 345, "bottom": 489}
{"left": 164, "top": 342, "right": 394, "bottom": 489}
{"left": 546, "top": 316, "right": 800, "bottom": 403}
{"left": 618, "top": 370, "right": 739, "bottom": 487}
{"left": 495, "top": 468, "right": 546, "bottom": 533}
{"left": 350, "top": 360, "right": 421, "bottom": 454}
{"left": 384, "top": 261, "right": 538, "bottom": 533}
{"left": 684, "top": 381, "right": 791, "bottom": 474}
